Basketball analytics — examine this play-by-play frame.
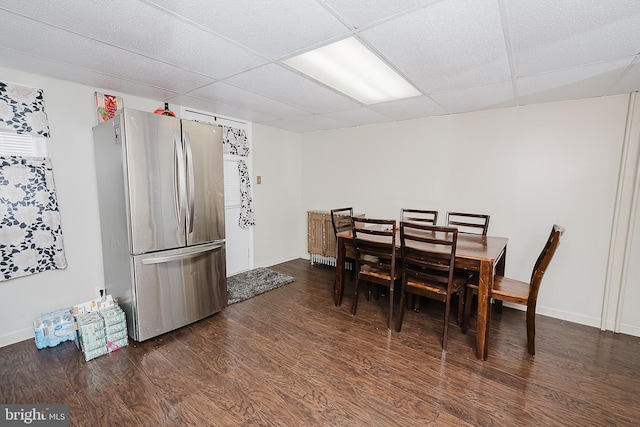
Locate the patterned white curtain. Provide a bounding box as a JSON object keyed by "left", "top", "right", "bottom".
{"left": 0, "top": 81, "right": 50, "bottom": 137}
{"left": 222, "top": 124, "right": 254, "bottom": 227}
{"left": 0, "top": 156, "right": 67, "bottom": 281}
{"left": 222, "top": 126, "right": 249, "bottom": 156}
{"left": 238, "top": 160, "right": 255, "bottom": 228}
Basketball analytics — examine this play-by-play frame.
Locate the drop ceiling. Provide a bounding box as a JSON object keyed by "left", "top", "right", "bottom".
{"left": 1, "top": 0, "right": 639, "bottom": 133}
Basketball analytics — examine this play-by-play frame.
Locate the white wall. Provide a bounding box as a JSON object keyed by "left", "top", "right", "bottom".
{"left": 251, "top": 123, "right": 304, "bottom": 267}
{"left": 300, "top": 96, "right": 631, "bottom": 329}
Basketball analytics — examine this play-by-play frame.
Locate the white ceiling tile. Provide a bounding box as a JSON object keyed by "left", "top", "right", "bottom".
{"left": 322, "top": 0, "right": 437, "bottom": 29}
{"left": 0, "top": 10, "right": 215, "bottom": 93}
{"left": 516, "top": 58, "right": 633, "bottom": 106}
{"left": 0, "top": 1, "right": 266, "bottom": 79}
{"left": 167, "top": 94, "right": 279, "bottom": 122}
{"left": 368, "top": 95, "right": 447, "bottom": 121}
{"left": 507, "top": 0, "right": 640, "bottom": 76}
{"left": 430, "top": 81, "right": 516, "bottom": 114}
{"left": 260, "top": 115, "right": 347, "bottom": 133}
{"left": 144, "top": 0, "right": 350, "bottom": 59}
{"left": 320, "top": 108, "right": 394, "bottom": 127}
{"left": 187, "top": 82, "right": 310, "bottom": 119}
{"left": 360, "top": 0, "right": 511, "bottom": 94}
{"left": 0, "top": 48, "right": 180, "bottom": 101}
{"left": 224, "top": 64, "right": 361, "bottom": 113}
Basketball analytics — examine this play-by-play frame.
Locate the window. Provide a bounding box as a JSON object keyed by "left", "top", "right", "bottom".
{"left": 223, "top": 158, "right": 242, "bottom": 208}
{"left": 0, "top": 133, "right": 47, "bottom": 157}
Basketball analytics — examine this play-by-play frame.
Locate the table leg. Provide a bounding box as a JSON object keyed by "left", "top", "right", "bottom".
{"left": 388, "top": 281, "right": 394, "bottom": 331}
{"left": 476, "top": 259, "right": 493, "bottom": 360}
{"left": 335, "top": 236, "right": 345, "bottom": 306}
{"left": 496, "top": 246, "right": 506, "bottom": 276}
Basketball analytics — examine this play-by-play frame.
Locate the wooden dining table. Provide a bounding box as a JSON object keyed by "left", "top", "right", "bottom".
{"left": 334, "top": 228, "right": 508, "bottom": 360}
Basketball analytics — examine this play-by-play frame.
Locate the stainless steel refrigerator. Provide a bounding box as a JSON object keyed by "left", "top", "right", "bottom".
{"left": 92, "top": 108, "right": 226, "bottom": 341}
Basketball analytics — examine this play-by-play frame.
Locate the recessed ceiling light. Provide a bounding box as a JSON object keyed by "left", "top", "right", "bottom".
{"left": 283, "top": 37, "right": 421, "bottom": 105}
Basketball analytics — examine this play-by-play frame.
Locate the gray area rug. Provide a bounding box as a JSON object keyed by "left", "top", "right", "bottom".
{"left": 227, "top": 267, "right": 295, "bottom": 305}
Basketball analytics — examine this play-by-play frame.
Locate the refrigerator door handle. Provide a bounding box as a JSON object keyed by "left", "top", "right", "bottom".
{"left": 183, "top": 130, "right": 196, "bottom": 233}
{"left": 141, "top": 242, "right": 224, "bottom": 265}
{"left": 174, "top": 131, "right": 187, "bottom": 235}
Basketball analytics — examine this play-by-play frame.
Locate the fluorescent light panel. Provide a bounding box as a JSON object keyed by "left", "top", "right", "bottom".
{"left": 283, "top": 37, "right": 421, "bottom": 105}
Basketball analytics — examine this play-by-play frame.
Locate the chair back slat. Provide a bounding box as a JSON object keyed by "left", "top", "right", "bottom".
{"left": 354, "top": 227, "right": 394, "bottom": 238}
{"left": 351, "top": 217, "right": 396, "bottom": 258}
{"left": 401, "top": 208, "right": 438, "bottom": 225}
{"left": 331, "top": 207, "right": 353, "bottom": 236}
{"left": 400, "top": 223, "right": 457, "bottom": 282}
{"left": 446, "top": 211, "right": 490, "bottom": 235}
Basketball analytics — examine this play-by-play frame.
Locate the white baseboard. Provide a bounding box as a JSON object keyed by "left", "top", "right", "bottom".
{"left": 0, "top": 327, "right": 33, "bottom": 348}
{"left": 534, "top": 305, "right": 602, "bottom": 328}
{"left": 255, "top": 255, "right": 302, "bottom": 270}
{"left": 601, "top": 318, "right": 640, "bottom": 337}
{"left": 502, "top": 302, "right": 640, "bottom": 337}
{"left": 617, "top": 323, "right": 640, "bottom": 337}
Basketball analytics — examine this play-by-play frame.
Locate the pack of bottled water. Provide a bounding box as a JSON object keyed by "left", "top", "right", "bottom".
{"left": 33, "top": 308, "right": 76, "bottom": 349}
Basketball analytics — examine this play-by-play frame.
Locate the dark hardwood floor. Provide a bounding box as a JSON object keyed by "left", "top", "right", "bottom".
{"left": 2, "top": 258, "right": 639, "bottom": 426}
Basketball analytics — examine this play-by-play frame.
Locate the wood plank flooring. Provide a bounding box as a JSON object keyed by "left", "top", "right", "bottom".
{"left": 1, "top": 258, "right": 639, "bottom": 426}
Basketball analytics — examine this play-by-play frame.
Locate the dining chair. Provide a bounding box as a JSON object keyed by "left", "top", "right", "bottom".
{"left": 462, "top": 224, "right": 564, "bottom": 355}
{"left": 331, "top": 207, "right": 356, "bottom": 271}
{"left": 400, "top": 209, "right": 439, "bottom": 313}
{"left": 401, "top": 208, "right": 438, "bottom": 225}
{"left": 330, "top": 208, "right": 357, "bottom": 307}
{"left": 445, "top": 212, "right": 490, "bottom": 235}
{"left": 444, "top": 211, "right": 490, "bottom": 316}
{"left": 351, "top": 217, "right": 400, "bottom": 330}
{"left": 396, "top": 222, "right": 472, "bottom": 350}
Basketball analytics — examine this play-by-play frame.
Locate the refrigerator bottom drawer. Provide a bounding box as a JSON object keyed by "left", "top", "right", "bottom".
{"left": 131, "top": 244, "right": 227, "bottom": 341}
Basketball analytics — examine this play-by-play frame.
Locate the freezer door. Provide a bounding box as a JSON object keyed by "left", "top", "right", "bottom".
{"left": 182, "top": 119, "right": 225, "bottom": 245}
{"left": 122, "top": 109, "right": 185, "bottom": 254}
{"left": 132, "top": 242, "right": 227, "bottom": 341}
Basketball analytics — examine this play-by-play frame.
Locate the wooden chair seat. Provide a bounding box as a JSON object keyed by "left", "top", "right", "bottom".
{"left": 491, "top": 276, "right": 530, "bottom": 304}
{"left": 360, "top": 262, "right": 401, "bottom": 302}
{"left": 466, "top": 276, "right": 529, "bottom": 305}
{"left": 407, "top": 273, "right": 470, "bottom": 297}
{"left": 360, "top": 265, "right": 399, "bottom": 280}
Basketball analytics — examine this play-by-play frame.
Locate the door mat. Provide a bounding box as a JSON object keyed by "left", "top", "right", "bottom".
{"left": 227, "top": 268, "right": 295, "bottom": 305}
